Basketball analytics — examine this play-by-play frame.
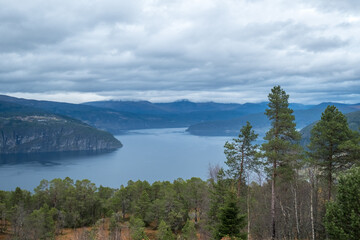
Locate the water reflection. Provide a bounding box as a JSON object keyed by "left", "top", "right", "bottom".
{"left": 0, "top": 150, "right": 117, "bottom": 166}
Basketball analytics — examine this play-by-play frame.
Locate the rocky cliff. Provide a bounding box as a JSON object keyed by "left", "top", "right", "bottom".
{"left": 0, "top": 108, "right": 122, "bottom": 153}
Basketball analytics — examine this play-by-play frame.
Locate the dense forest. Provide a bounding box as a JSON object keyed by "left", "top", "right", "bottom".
{"left": 1, "top": 86, "right": 359, "bottom": 240}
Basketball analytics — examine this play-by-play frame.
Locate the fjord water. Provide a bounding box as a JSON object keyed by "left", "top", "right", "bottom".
{"left": 0, "top": 128, "right": 230, "bottom": 191}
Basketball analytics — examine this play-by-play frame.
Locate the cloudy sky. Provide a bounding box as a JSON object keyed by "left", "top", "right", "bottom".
{"left": 1, "top": 0, "right": 360, "bottom": 104}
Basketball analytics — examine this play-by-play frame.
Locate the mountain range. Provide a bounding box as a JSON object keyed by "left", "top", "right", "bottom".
{"left": 1, "top": 94, "right": 359, "bottom": 145}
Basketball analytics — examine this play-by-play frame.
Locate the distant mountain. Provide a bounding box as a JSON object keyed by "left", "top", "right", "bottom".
{"left": 84, "top": 100, "right": 272, "bottom": 130}
{"left": 187, "top": 103, "right": 360, "bottom": 137}
{"left": 85, "top": 99, "right": 270, "bottom": 115}
{"left": 299, "top": 110, "right": 360, "bottom": 147}
{"left": 0, "top": 95, "right": 176, "bottom": 133}
{"left": 2, "top": 95, "right": 359, "bottom": 137}
{"left": 0, "top": 96, "right": 274, "bottom": 133}
{"left": 0, "top": 101, "right": 122, "bottom": 154}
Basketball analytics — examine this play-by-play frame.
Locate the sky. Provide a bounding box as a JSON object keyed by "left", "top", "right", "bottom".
{"left": 0, "top": 0, "right": 360, "bottom": 104}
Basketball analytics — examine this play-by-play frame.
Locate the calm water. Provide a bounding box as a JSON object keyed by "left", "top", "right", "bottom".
{"left": 0, "top": 128, "right": 230, "bottom": 191}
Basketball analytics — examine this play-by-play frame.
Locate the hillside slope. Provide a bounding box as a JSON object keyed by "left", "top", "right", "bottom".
{"left": 299, "top": 110, "right": 360, "bottom": 147}
{"left": 0, "top": 101, "right": 122, "bottom": 154}
{"left": 187, "top": 103, "right": 360, "bottom": 136}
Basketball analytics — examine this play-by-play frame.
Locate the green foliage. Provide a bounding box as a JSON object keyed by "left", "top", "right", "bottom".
{"left": 134, "top": 190, "right": 151, "bottom": 223}
{"left": 109, "top": 212, "right": 122, "bottom": 237}
{"left": 25, "top": 204, "right": 57, "bottom": 240}
{"left": 216, "top": 191, "right": 247, "bottom": 240}
{"left": 0, "top": 202, "right": 7, "bottom": 233}
{"left": 224, "top": 121, "right": 259, "bottom": 194}
{"left": 208, "top": 168, "right": 233, "bottom": 237}
{"left": 181, "top": 219, "right": 197, "bottom": 240}
{"left": 157, "top": 220, "right": 175, "bottom": 240}
{"left": 130, "top": 216, "right": 149, "bottom": 240}
{"left": 261, "top": 85, "right": 301, "bottom": 179}
{"left": 324, "top": 167, "right": 360, "bottom": 240}
{"left": 308, "top": 105, "right": 357, "bottom": 198}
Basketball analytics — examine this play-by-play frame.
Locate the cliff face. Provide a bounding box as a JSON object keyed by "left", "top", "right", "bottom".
{"left": 0, "top": 114, "right": 122, "bottom": 154}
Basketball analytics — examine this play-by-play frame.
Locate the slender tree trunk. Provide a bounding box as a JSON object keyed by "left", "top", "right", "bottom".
{"left": 271, "top": 159, "right": 276, "bottom": 240}
{"left": 195, "top": 207, "right": 198, "bottom": 224}
{"left": 328, "top": 161, "right": 332, "bottom": 201}
{"left": 247, "top": 174, "right": 251, "bottom": 240}
{"left": 328, "top": 144, "right": 333, "bottom": 201}
{"left": 279, "top": 199, "right": 287, "bottom": 239}
{"left": 293, "top": 182, "right": 300, "bottom": 239}
{"left": 237, "top": 146, "right": 245, "bottom": 197}
{"left": 309, "top": 169, "right": 315, "bottom": 240}
{"left": 122, "top": 201, "right": 126, "bottom": 220}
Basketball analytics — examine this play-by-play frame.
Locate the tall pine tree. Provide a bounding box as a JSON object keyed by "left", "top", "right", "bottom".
{"left": 308, "top": 105, "right": 355, "bottom": 200}
{"left": 261, "top": 86, "right": 301, "bottom": 240}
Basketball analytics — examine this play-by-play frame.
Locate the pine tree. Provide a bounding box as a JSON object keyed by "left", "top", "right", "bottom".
{"left": 109, "top": 212, "right": 122, "bottom": 240}
{"left": 208, "top": 168, "right": 232, "bottom": 237}
{"left": 224, "top": 121, "right": 259, "bottom": 196}
{"left": 181, "top": 219, "right": 197, "bottom": 240}
{"left": 157, "top": 220, "right": 175, "bottom": 240}
{"left": 216, "top": 191, "right": 247, "bottom": 240}
{"left": 308, "top": 105, "right": 355, "bottom": 200}
{"left": 135, "top": 190, "right": 151, "bottom": 223}
{"left": 130, "top": 216, "right": 149, "bottom": 240}
{"left": 261, "top": 85, "right": 301, "bottom": 240}
{"left": 324, "top": 167, "right": 360, "bottom": 240}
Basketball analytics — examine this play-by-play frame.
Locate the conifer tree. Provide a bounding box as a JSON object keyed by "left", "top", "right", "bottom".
{"left": 324, "top": 167, "right": 360, "bottom": 240}
{"left": 135, "top": 190, "right": 151, "bottom": 223}
{"left": 130, "top": 216, "right": 149, "bottom": 240}
{"left": 261, "top": 85, "right": 301, "bottom": 240}
{"left": 181, "top": 219, "right": 197, "bottom": 240}
{"left": 308, "top": 105, "right": 355, "bottom": 200}
{"left": 157, "top": 220, "right": 175, "bottom": 240}
{"left": 216, "top": 191, "right": 247, "bottom": 240}
{"left": 224, "top": 121, "right": 259, "bottom": 196}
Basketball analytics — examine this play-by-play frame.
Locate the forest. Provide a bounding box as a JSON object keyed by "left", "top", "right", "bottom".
{"left": 0, "top": 85, "right": 359, "bottom": 240}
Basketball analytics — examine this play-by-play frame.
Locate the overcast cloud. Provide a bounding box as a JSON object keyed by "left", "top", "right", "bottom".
{"left": 0, "top": 0, "right": 359, "bottom": 103}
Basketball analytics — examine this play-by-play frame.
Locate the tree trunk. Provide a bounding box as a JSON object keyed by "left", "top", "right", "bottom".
{"left": 271, "top": 159, "right": 276, "bottom": 240}
{"left": 122, "top": 201, "right": 126, "bottom": 220}
{"left": 237, "top": 146, "right": 245, "bottom": 197}
{"left": 293, "top": 182, "right": 300, "bottom": 239}
{"left": 328, "top": 162, "right": 332, "bottom": 201}
{"left": 247, "top": 174, "right": 251, "bottom": 240}
{"left": 309, "top": 169, "right": 315, "bottom": 240}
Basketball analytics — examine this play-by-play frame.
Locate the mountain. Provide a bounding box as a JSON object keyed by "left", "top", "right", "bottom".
{"left": 187, "top": 103, "right": 360, "bottom": 136}
{"left": 0, "top": 101, "right": 122, "bottom": 154}
{"left": 0, "top": 96, "right": 272, "bottom": 133}
{"left": 2, "top": 95, "right": 359, "bottom": 137}
{"left": 0, "top": 95, "right": 176, "bottom": 134}
{"left": 86, "top": 100, "right": 272, "bottom": 115}
{"left": 299, "top": 110, "right": 360, "bottom": 147}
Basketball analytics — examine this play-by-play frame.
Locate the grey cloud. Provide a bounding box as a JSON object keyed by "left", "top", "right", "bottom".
{"left": 299, "top": 37, "right": 348, "bottom": 52}
{"left": 306, "top": 0, "right": 360, "bottom": 13}
{"left": 0, "top": 0, "right": 359, "bottom": 104}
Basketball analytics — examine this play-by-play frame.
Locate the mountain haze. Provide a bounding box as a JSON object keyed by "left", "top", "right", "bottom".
{"left": 187, "top": 103, "right": 360, "bottom": 136}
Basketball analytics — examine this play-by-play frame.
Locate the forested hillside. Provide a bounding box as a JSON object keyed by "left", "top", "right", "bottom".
{"left": 0, "top": 101, "right": 122, "bottom": 153}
